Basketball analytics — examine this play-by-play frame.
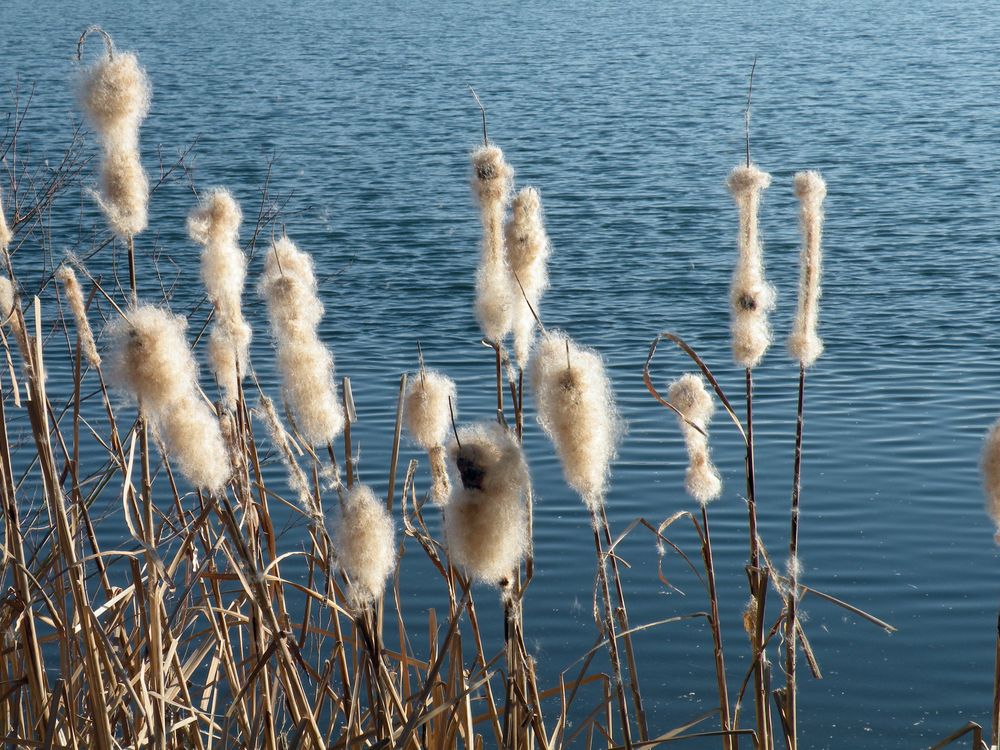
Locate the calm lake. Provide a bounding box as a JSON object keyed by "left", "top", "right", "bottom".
{"left": 2, "top": 0, "right": 1000, "bottom": 746}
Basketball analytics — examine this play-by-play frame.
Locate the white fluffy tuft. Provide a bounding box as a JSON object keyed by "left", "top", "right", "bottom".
{"left": 789, "top": 170, "right": 827, "bottom": 367}
{"left": 504, "top": 186, "right": 550, "bottom": 368}
{"left": 471, "top": 145, "right": 515, "bottom": 343}
{"left": 668, "top": 373, "right": 722, "bottom": 505}
{"left": 331, "top": 484, "right": 396, "bottom": 610}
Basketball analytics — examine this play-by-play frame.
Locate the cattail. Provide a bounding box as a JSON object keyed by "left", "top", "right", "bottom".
{"left": 505, "top": 186, "right": 550, "bottom": 368}
{"left": 983, "top": 420, "right": 1000, "bottom": 542}
{"left": 531, "top": 330, "right": 623, "bottom": 514}
{"left": 404, "top": 369, "right": 457, "bottom": 505}
{"left": 332, "top": 484, "right": 396, "bottom": 609}
{"left": 188, "top": 189, "right": 252, "bottom": 405}
{"left": 788, "top": 171, "right": 827, "bottom": 367}
{"left": 55, "top": 265, "right": 101, "bottom": 368}
{"left": 668, "top": 373, "right": 723, "bottom": 505}
{"left": 0, "top": 277, "right": 16, "bottom": 326}
{"left": 728, "top": 164, "right": 775, "bottom": 369}
{"left": 471, "top": 145, "right": 515, "bottom": 343}
{"left": 78, "top": 46, "right": 151, "bottom": 240}
{"left": 0, "top": 186, "right": 12, "bottom": 261}
{"left": 106, "top": 305, "right": 230, "bottom": 492}
{"left": 258, "top": 236, "right": 344, "bottom": 445}
{"left": 445, "top": 422, "right": 529, "bottom": 585}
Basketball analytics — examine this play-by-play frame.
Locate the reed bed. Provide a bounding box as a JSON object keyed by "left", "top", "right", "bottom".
{"left": 0, "top": 32, "right": 988, "bottom": 750}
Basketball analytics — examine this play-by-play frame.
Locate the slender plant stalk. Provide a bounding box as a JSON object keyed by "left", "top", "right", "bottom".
{"left": 784, "top": 363, "right": 806, "bottom": 749}
{"left": 702, "top": 505, "right": 736, "bottom": 750}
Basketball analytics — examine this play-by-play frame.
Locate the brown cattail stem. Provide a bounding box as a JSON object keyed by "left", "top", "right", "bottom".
{"left": 591, "top": 510, "right": 633, "bottom": 750}
{"left": 702, "top": 505, "right": 736, "bottom": 750}
{"left": 745, "top": 367, "right": 771, "bottom": 750}
{"left": 784, "top": 363, "right": 806, "bottom": 750}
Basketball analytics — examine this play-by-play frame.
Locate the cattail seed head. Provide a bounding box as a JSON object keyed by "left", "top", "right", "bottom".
{"left": 531, "top": 330, "right": 623, "bottom": 513}
{"left": 445, "top": 422, "right": 530, "bottom": 585}
{"left": 0, "top": 277, "right": 16, "bottom": 324}
{"left": 728, "top": 164, "right": 775, "bottom": 369}
{"left": 189, "top": 189, "right": 251, "bottom": 405}
{"left": 332, "top": 484, "right": 396, "bottom": 610}
{"left": 78, "top": 51, "right": 150, "bottom": 137}
{"left": 982, "top": 419, "right": 1000, "bottom": 541}
{"left": 106, "top": 305, "right": 230, "bottom": 491}
{"left": 667, "top": 373, "right": 722, "bottom": 505}
{"left": 471, "top": 145, "right": 515, "bottom": 343}
{"left": 55, "top": 265, "right": 101, "bottom": 368}
{"left": 78, "top": 48, "right": 151, "bottom": 240}
{"left": 789, "top": 170, "right": 827, "bottom": 368}
{"left": 258, "top": 236, "right": 344, "bottom": 445}
{"left": 404, "top": 370, "right": 456, "bottom": 450}
{"left": 505, "top": 186, "right": 550, "bottom": 368}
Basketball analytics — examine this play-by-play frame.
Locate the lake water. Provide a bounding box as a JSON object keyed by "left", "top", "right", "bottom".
{"left": 2, "top": 1, "right": 1000, "bottom": 747}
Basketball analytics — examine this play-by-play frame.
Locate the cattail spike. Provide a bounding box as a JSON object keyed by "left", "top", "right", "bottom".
{"left": 331, "top": 484, "right": 396, "bottom": 610}
{"left": 668, "top": 373, "right": 722, "bottom": 505}
{"left": 505, "top": 186, "right": 551, "bottom": 368}
{"left": 788, "top": 170, "right": 827, "bottom": 367}
{"left": 258, "top": 236, "right": 344, "bottom": 445}
{"left": 532, "top": 330, "right": 623, "bottom": 513}
{"left": 55, "top": 264, "right": 101, "bottom": 368}
{"left": 471, "top": 144, "right": 515, "bottom": 344}
{"left": 727, "top": 163, "right": 775, "bottom": 368}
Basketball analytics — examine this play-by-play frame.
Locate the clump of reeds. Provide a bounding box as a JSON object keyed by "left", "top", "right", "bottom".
{"left": 531, "top": 329, "right": 622, "bottom": 515}
{"left": 258, "top": 236, "right": 344, "bottom": 445}
{"left": 727, "top": 164, "right": 774, "bottom": 368}
{"left": 404, "top": 368, "right": 457, "bottom": 504}
{"left": 332, "top": 484, "right": 396, "bottom": 609}
{"left": 444, "top": 421, "right": 530, "bottom": 585}
{"left": 471, "top": 145, "right": 515, "bottom": 344}
{"left": 106, "top": 304, "right": 230, "bottom": 491}
{"left": 505, "top": 186, "right": 550, "bottom": 367}
{"left": 77, "top": 32, "right": 150, "bottom": 241}
{"left": 668, "top": 373, "right": 722, "bottom": 504}
{"left": 188, "top": 188, "right": 251, "bottom": 405}
{"left": 788, "top": 170, "right": 827, "bottom": 367}
{"left": 55, "top": 264, "right": 101, "bottom": 368}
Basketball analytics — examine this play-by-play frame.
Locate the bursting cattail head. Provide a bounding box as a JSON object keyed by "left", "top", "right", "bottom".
{"left": 505, "top": 186, "right": 550, "bottom": 368}
{"left": 0, "top": 277, "right": 15, "bottom": 324}
{"left": 189, "top": 189, "right": 251, "bottom": 405}
{"left": 78, "top": 50, "right": 151, "bottom": 137}
{"left": 404, "top": 369, "right": 457, "bottom": 450}
{"left": 78, "top": 44, "right": 151, "bottom": 240}
{"left": 332, "top": 484, "right": 396, "bottom": 610}
{"left": 788, "top": 170, "right": 827, "bottom": 368}
{"left": 982, "top": 419, "right": 1000, "bottom": 542}
{"left": 471, "top": 145, "right": 514, "bottom": 207}
{"left": 258, "top": 236, "right": 344, "bottom": 445}
{"left": 668, "top": 373, "right": 722, "bottom": 505}
{"left": 531, "top": 330, "right": 623, "bottom": 514}
{"left": 471, "top": 145, "right": 515, "bottom": 343}
{"left": 728, "top": 164, "right": 775, "bottom": 369}
{"left": 106, "top": 305, "right": 230, "bottom": 492}
{"left": 445, "top": 422, "right": 530, "bottom": 585}
{"left": 55, "top": 264, "right": 101, "bottom": 368}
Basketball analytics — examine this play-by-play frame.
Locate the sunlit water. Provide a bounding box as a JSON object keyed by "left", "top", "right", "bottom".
{"left": 3, "top": 1, "right": 1000, "bottom": 746}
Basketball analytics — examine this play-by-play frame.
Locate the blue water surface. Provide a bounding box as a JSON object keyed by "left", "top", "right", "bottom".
{"left": 2, "top": 1, "right": 999, "bottom": 747}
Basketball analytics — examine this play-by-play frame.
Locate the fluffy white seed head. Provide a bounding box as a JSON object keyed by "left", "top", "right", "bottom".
{"left": 445, "top": 422, "right": 529, "bottom": 585}
{"left": 667, "top": 373, "right": 722, "bottom": 505}
{"left": 531, "top": 330, "right": 623, "bottom": 513}
{"left": 405, "top": 369, "right": 457, "bottom": 450}
{"left": 258, "top": 237, "right": 344, "bottom": 445}
{"left": 55, "top": 265, "right": 101, "bottom": 368}
{"left": 505, "top": 187, "right": 550, "bottom": 368}
{"left": 78, "top": 51, "right": 151, "bottom": 137}
{"left": 728, "top": 164, "right": 775, "bottom": 369}
{"left": 106, "top": 305, "right": 230, "bottom": 492}
{"left": 789, "top": 170, "right": 827, "bottom": 368}
{"left": 0, "top": 277, "right": 16, "bottom": 324}
{"left": 983, "top": 419, "right": 1000, "bottom": 542}
{"left": 256, "top": 394, "right": 316, "bottom": 519}
{"left": 332, "top": 484, "right": 396, "bottom": 610}
{"left": 79, "top": 50, "right": 151, "bottom": 240}
{"left": 189, "top": 189, "right": 251, "bottom": 405}
{"left": 471, "top": 145, "right": 515, "bottom": 343}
